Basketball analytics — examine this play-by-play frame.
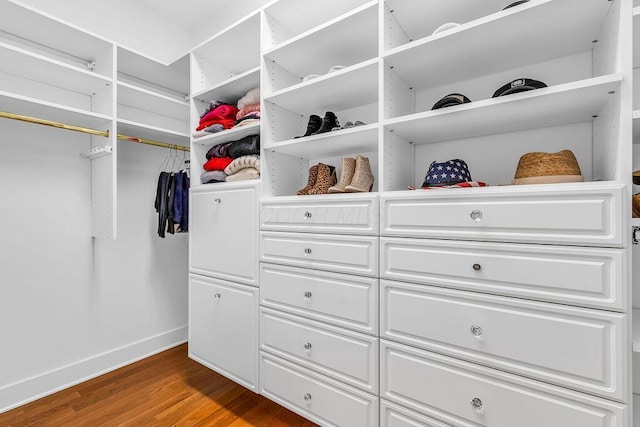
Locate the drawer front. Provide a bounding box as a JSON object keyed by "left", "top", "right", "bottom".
{"left": 381, "top": 237, "right": 624, "bottom": 311}
{"left": 381, "top": 340, "right": 626, "bottom": 427}
{"left": 381, "top": 280, "right": 625, "bottom": 401}
{"left": 381, "top": 400, "right": 453, "bottom": 427}
{"left": 188, "top": 274, "right": 258, "bottom": 390}
{"left": 260, "top": 308, "right": 378, "bottom": 393}
{"left": 380, "top": 184, "right": 623, "bottom": 247}
{"left": 190, "top": 185, "right": 258, "bottom": 285}
{"left": 260, "top": 352, "right": 378, "bottom": 427}
{"left": 260, "top": 195, "right": 378, "bottom": 235}
{"left": 260, "top": 263, "right": 378, "bottom": 334}
{"left": 260, "top": 231, "right": 378, "bottom": 277}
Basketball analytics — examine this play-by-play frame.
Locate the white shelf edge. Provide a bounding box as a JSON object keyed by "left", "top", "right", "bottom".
{"left": 192, "top": 66, "right": 261, "bottom": 100}
{"left": 191, "top": 10, "right": 262, "bottom": 54}
{"left": 383, "top": 73, "right": 622, "bottom": 133}
{"left": 263, "top": 58, "right": 379, "bottom": 101}
{"left": 0, "top": 90, "right": 112, "bottom": 121}
{"left": 191, "top": 179, "right": 261, "bottom": 192}
{"left": 634, "top": 308, "right": 640, "bottom": 353}
{"left": 264, "top": 122, "right": 378, "bottom": 150}
{"left": 634, "top": 5, "right": 640, "bottom": 16}
{"left": 116, "top": 118, "right": 189, "bottom": 139}
{"left": 634, "top": 110, "right": 640, "bottom": 120}
{"left": 0, "top": 39, "right": 112, "bottom": 83}
{"left": 191, "top": 122, "right": 261, "bottom": 145}
{"left": 117, "top": 81, "right": 188, "bottom": 106}
{"left": 382, "top": 0, "right": 552, "bottom": 59}
{"left": 262, "top": 0, "right": 378, "bottom": 57}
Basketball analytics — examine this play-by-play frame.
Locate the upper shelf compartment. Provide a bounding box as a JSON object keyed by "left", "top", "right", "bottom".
{"left": 263, "top": 0, "right": 374, "bottom": 50}
{"left": 262, "top": 0, "right": 378, "bottom": 94}
{"left": 191, "top": 11, "right": 260, "bottom": 96}
{"left": 634, "top": 6, "right": 640, "bottom": 68}
{"left": 384, "top": 0, "right": 614, "bottom": 90}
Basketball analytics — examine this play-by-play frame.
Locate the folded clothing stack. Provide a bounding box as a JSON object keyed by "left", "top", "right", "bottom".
{"left": 200, "top": 134, "right": 260, "bottom": 184}
{"left": 234, "top": 88, "right": 260, "bottom": 128}
{"left": 194, "top": 101, "right": 238, "bottom": 138}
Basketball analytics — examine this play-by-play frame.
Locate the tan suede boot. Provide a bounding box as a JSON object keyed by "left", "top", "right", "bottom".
{"left": 344, "top": 155, "right": 374, "bottom": 192}
{"left": 308, "top": 163, "right": 337, "bottom": 195}
{"left": 328, "top": 157, "right": 356, "bottom": 193}
{"left": 296, "top": 164, "right": 319, "bottom": 195}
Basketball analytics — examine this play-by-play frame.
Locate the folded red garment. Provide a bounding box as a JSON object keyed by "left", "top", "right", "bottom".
{"left": 236, "top": 103, "right": 260, "bottom": 120}
{"left": 203, "top": 157, "right": 233, "bottom": 171}
{"left": 199, "top": 104, "right": 238, "bottom": 125}
{"left": 196, "top": 118, "right": 236, "bottom": 131}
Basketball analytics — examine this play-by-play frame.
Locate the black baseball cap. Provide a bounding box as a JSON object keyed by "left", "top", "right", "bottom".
{"left": 432, "top": 93, "right": 471, "bottom": 110}
{"left": 492, "top": 78, "right": 547, "bottom": 97}
{"left": 502, "top": 0, "right": 530, "bottom": 10}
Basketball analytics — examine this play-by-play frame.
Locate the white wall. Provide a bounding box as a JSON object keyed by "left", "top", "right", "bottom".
{"left": 0, "top": 119, "right": 188, "bottom": 412}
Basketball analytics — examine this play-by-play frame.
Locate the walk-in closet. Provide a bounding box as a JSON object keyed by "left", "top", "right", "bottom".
{"left": 0, "top": 0, "right": 638, "bottom": 426}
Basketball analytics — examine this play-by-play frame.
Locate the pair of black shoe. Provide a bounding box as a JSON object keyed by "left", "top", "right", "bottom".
{"left": 295, "top": 112, "right": 338, "bottom": 138}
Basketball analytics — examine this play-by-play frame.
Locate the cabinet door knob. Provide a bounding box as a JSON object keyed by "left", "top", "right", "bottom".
{"left": 304, "top": 342, "right": 312, "bottom": 351}
{"left": 470, "top": 397, "right": 484, "bottom": 412}
{"left": 473, "top": 263, "right": 482, "bottom": 271}
{"left": 304, "top": 211, "right": 312, "bottom": 218}
{"left": 303, "top": 393, "right": 312, "bottom": 402}
{"left": 213, "top": 293, "right": 221, "bottom": 300}
{"left": 470, "top": 210, "right": 483, "bottom": 221}
{"left": 304, "top": 248, "right": 312, "bottom": 254}
{"left": 470, "top": 325, "right": 483, "bottom": 336}
{"left": 214, "top": 198, "right": 221, "bottom": 204}
{"left": 304, "top": 291, "right": 313, "bottom": 299}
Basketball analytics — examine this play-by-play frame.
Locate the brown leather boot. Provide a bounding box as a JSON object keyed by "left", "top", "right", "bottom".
{"left": 328, "top": 157, "right": 355, "bottom": 193}
{"left": 345, "top": 155, "right": 374, "bottom": 192}
{"left": 308, "top": 163, "right": 337, "bottom": 195}
{"left": 296, "top": 164, "right": 319, "bottom": 195}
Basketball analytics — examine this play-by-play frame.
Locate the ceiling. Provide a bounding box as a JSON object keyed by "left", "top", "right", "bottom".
{"left": 8, "top": 0, "right": 272, "bottom": 64}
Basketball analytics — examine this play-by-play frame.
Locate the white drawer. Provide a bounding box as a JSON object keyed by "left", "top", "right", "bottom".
{"left": 380, "top": 183, "right": 624, "bottom": 247}
{"left": 260, "top": 352, "right": 379, "bottom": 427}
{"left": 381, "top": 280, "right": 626, "bottom": 401}
{"left": 188, "top": 274, "right": 258, "bottom": 391}
{"left": 260, "top": 231, "right": 378, "bottom": 277}
{"left": 260, "top": 263, "right": 378, "bottom": 335}
{"left": 260, "top": 308, "right": 378, "bottom": 394}
{"left": 260, "top": 194, "right": 378, "bottom": 235}
{"left": 381, "top": 237, "right": 625, "bottom": 311}
{"left": 381, "top": 340, "right": 627, "bottom": 427}
{"left": 381, "top": 400, "right": 452, "bottom": 427}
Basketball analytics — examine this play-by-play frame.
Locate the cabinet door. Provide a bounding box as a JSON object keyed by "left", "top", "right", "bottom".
{"left": 188, "top": 274, "right": 258, "bottom": 391}
{"left": 190, "top": 185, "right": 257, "bottom": 286}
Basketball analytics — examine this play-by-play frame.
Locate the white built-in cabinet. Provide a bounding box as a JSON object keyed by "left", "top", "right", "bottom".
{"left": 0, "top": 1, "right": 190, "bottom": 239}
{"left": 632, "top": 1, "right": 640, "bottom": 425}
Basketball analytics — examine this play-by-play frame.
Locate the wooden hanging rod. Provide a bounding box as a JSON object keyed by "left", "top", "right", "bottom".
{"left": 0, "top": 111, "right": 190, "bottom": 152}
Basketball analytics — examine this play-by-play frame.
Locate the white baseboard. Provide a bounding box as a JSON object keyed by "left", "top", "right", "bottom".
{"left": 0, "top": 326, "right": 188, "bottom": 414}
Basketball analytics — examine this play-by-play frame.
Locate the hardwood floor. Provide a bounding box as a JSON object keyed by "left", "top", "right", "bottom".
{"left": 0, "top": 344, "right": 318, "bottom": 427}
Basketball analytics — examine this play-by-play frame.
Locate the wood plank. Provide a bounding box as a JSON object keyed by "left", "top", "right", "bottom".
{"left": 0, "top": 344, "right": 317, "bottom": 426}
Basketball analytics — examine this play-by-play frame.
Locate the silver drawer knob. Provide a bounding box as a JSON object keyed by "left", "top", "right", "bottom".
{"left": 473, "top": 263, "right": 482, "bottom": 271}
{"left": 470, "top": 325, "right": 483, "bottom": 336}
{"left": 213, "top": 293, "right": 221, "bottom": 300}
{"left": 470, "top": 210, "right": 483, "bottom": 221}
{"left": 304, "top": 211, "right": 312, "bottom": 218}
{"left": 304, "top": 342, "right": 312, "bottom": 351}
{"left": 214, "top": 198, "right": 221, "bottom": 204}
{"left": 471, "top": 397, "right": 484, "bottom": 412}
{"left": 304, "top": 248, "right": 312, "bottom": 254}
{"left": 303, "top": 393, "right": 312, "bottom": 402}
{"left": 304, "top": 291, "right": 312, "bottom": 299}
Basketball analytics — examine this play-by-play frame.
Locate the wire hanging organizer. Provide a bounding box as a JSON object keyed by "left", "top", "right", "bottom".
{"left": 0, "top": 111, "right": 190, "bottom": 152}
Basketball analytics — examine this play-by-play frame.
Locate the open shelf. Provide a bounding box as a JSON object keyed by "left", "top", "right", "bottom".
{"left": 117, "top": 119, "right": 189, "bottom": 146}
{"left": 384, "top": 74, "right": 621, "bottom": 144}
{"left": 264, "top": 123, "right": 378, "bottom": 158}
{"left": 191, "top": 121, "right": 260, "bottom": 146}
{"left": 0, "top": 41, "right": 112, "bottom": 96}
{"left": 634, "top": 308, "right": 640, "bottom": 352}
{"left": 634, "top": 111, "right": 640, "bottom": 144}
{"left": 635, "top": 7, "right": 640, "bottom": 68}
{"left": 193, "top": 66, "right": 260, "bottom": 103}
{"left": 263, "top": 1, "right": 378, "bottom": 79}
{"left": 118, "top": 48, "right": 189, "bottom": 96}
{"left": 0, "top": 90, "right": 112, "bottom": 130}
{"left": 384, "top": 0, "right": 612, "bottom": 89}
{"left": 264, "top": 59, "right": 378, "bottom": 114}
{"left": 117, "top": 82, "right": 189, "bottom": 121}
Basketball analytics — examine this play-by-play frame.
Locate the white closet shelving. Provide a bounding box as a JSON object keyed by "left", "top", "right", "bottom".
{"left": 632, "top": 0, "right": 640, "bottom": 410}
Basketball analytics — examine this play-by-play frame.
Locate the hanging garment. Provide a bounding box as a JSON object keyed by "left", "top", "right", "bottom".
{"left": 154, "top": 171, "right": 171, "bottom": 238}
{"left": 166, "top": 173, "right": 177, "bottom": 235}
{"left": 179, "top": 171, "right": 189, "bottom": 232}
